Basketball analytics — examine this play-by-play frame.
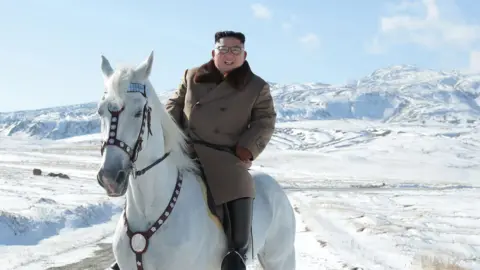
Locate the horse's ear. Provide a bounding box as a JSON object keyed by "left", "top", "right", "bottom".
{"left": 101, "top": 55, "right": 114, "bottom": 78}
{"left": 135, "top": 51, "right": 154, "bottom": 80}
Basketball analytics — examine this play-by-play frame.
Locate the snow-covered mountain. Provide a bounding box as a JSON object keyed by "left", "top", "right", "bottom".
{"left": 1, "top": 65, "right": 479, "bottom": 140}
{"left": 271, "top": 65, "right": 480, "bottom": 124}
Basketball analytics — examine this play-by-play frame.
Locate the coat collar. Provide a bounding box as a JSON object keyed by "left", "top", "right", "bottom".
{"left": 193, "top": 59, "right": 254, "bottom": 90}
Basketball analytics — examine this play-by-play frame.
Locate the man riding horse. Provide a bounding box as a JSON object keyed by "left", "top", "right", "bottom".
{"left": 109, "top": 30, "right": 276, "bottom": 270}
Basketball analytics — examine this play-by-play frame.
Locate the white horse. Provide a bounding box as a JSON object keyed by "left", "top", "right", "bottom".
{"left": 96, "top": 51, "right": 296, "bottom": 270}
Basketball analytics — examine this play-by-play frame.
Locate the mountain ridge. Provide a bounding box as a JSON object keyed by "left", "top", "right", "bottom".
{"left": 1, "top": 65, "right": 479, "bottom": 140}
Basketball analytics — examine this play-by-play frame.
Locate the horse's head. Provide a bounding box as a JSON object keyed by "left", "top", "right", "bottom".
{"left": 96, "top": 51, "right": 159, "bottom": 197}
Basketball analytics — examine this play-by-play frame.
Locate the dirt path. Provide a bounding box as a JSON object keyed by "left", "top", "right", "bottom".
{"left": 46, "top": 243, "right": 114, "bottom": 270}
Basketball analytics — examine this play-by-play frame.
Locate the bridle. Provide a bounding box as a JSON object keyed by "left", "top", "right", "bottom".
{"left": 100, "top": 82, "right": 151, "bottom": 161}
{"left": 99, "top": 82, "right": 169, "bottom": 177}
{"left": 99, "top": 82, "right": 183, "bottom": 270}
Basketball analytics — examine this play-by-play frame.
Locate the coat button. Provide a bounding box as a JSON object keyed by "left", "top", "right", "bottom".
{"left": 220, "top": 107, "right": 227, "bottom": 111}
{"left": 213, "top": 128, "right": 219, "bottom": 133}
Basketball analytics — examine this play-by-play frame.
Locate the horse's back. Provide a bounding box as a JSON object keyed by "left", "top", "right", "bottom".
{"left": 195, "top": 168, "right": 296, "bottom": 268}
{"left": 251, "top": 169, "right": 291, "bottom": 209}
{"left": 250, "top": 170, "right": 297, "bottom": 269}
{"left": 250, "top": 171, "right": 295, "bottom": 241}
{"left": 250, "top": 169, "right": 295, "bottom": 228}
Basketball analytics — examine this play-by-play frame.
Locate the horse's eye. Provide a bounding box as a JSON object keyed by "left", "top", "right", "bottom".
{"left": 134, "top": 111, "right": 142, "bottom": 118}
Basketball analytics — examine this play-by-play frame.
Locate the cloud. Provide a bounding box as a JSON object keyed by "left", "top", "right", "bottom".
{"left": 299, "top": 33, "right": 320, "bottom": 49}
{"left": 251, "top": 3, "right": 272, "bottom": 20}
{"left": 369, "top": 0, "right": 480, "bottom": 53}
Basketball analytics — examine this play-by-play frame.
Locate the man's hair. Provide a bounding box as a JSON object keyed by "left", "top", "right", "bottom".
{"left": 214, "top": 31, "right": 245, "bottom": 44}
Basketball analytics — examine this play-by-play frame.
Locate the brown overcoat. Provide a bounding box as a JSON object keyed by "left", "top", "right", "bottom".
{"left": 164, "top": 60, "right": 276, "bottom": 205}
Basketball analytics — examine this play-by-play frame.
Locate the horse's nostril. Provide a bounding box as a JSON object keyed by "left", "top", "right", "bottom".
{"left": 116, "top": 170, "right": 126, "bottom": 183}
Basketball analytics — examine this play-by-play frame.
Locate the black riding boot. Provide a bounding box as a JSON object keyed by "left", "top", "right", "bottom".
{"left": 221, "top": 197, "right": 253, "bottom": 270}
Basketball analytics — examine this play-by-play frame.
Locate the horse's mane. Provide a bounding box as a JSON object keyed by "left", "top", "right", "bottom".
{"left": 155, "top": 93, "right": 199, "bottom": 175}
{"left": 107, "top": 67, "right": 199, "bottom": 175}
{"left": 106, "top": 66, "right": 133, "bottom": 104}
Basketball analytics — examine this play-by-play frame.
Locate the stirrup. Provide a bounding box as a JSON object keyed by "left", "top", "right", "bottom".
{"left": 221, "top": 250, "right": 247, "bottom": 270}
{"left": 107, "top": 262, "right": 120, "bottom": 270}
{"left": 223, "top": 250, "right": 246, "bottom": 261}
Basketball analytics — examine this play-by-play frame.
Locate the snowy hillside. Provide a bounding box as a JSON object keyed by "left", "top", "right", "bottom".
{"left": 0, "top": 103, "right": 100, "bottom": 140}
{"left": 1, "top": 65, "right": 479, "bottom": 140}
{"left": 1, "top": 120, "right": 479, "bottom": 269}
{"left": 271, "top": 65, "right": 480, "bottom": 124}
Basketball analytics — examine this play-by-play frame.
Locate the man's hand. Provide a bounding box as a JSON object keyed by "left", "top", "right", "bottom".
{"left": 235, "top": 145, "right": 252, "bottom": 162}
{"left": 240, "top": 159, "right": 252, "bottom": 169}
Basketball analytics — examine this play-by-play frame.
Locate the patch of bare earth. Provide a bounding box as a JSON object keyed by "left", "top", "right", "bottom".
{"left": 46, "top": 243, "right": 114, "bottom": 270}
{"left": 416, "top": 255, "right": 469, "bottom": 270}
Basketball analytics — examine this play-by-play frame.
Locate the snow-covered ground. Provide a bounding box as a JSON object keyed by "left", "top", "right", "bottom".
{"left": 1, "top": 119, "right": 479, "bottom": 270}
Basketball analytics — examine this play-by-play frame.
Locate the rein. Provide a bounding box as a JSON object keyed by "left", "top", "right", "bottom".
{"left": 100, "top": 83, "right": 183, "bottom": 270}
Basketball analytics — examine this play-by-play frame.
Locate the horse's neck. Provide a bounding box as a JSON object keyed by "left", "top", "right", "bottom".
{"left": 125, "top": 157, "right": 178, "bottom": 231}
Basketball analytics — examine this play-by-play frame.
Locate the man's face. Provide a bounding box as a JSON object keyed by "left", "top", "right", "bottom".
{"left": 211, "top": 37, "right": 247, "bottom": 73}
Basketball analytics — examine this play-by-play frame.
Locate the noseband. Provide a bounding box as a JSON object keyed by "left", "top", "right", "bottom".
{"left": 100, "top": 83, "right": 169, "bottom": 177}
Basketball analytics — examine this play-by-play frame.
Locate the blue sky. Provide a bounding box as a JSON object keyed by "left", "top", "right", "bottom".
{"left": 1, "top": 0, "right": 479, "bottom": 112}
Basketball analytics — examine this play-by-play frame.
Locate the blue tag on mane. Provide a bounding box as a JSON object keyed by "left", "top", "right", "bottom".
{"left": 128, "top": 83, "right": 146, "bottom": 95}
